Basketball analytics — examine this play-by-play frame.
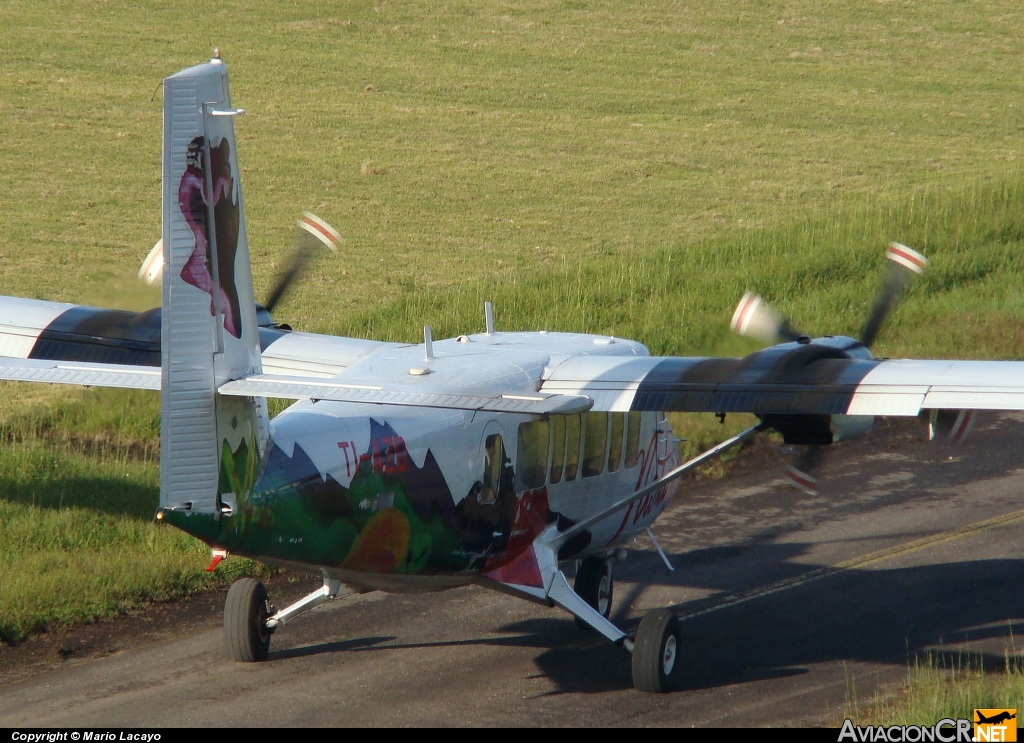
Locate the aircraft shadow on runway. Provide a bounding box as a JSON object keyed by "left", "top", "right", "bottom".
{"left": 269, "top": 540, "right": 1024, "bottom": 696}
{"left": 529, "top": 545, "right": 1024, "bottom": 695}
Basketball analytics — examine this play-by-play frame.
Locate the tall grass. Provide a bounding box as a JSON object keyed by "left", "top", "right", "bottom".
{"left": 330, "top": 177, "right": 1024, "bottom": 361}
{"left": 849, "top": 650, "right": 1024, "bottom": 726}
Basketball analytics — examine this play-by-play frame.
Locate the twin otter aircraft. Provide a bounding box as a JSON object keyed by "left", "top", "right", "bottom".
{"left": 4, "top": 56, "right": 1024, "bottom": 693}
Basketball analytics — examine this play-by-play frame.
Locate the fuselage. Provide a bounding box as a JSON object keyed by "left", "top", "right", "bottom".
{"left": 163, "top": 331, "right": 683, "bottom": 592}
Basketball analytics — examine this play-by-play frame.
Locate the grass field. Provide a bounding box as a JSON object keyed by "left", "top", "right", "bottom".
{"left": 2, "top": 0, "right": 1024, "bottom": 645}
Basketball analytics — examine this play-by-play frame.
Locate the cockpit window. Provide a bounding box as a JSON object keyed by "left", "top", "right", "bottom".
{"left": 516, "top": 420, "right": 549, "bottom": 490}
{"left": 582, "top": 412, "right": 607, "bottom": 478}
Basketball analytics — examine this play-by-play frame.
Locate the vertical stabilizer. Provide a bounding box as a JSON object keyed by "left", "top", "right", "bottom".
{"left": 160, "top": 56, "right": 267, "bottom": 516}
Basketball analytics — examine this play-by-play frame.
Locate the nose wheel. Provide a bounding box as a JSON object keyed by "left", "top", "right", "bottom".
{"left": 573, "top": 556, "right": 613, "bottom": 629}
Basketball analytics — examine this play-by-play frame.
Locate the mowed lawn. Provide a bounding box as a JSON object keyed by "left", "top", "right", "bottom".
{"left": 2, "top": 0, "right": 1024, "bottom": 656}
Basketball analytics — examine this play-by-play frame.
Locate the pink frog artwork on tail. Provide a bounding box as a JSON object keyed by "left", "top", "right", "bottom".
{"left": 178, "top": 135, "right": 243, "bottom": 339}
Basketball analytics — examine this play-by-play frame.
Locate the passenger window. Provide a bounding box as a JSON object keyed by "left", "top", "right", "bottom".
{"left": 582, "top": 412, "right": 607, "bottom": 478}
{"left": 516, "top": 420, "right": 549, "bottom": 490}
{"left": 624, "top": 411, "right": 641, "bottom": 469}
{"left": 608, "top": 413, "right": 624, "bottom": 472}
{"left": 550, "top": 415, "right": 566, "bottom": 484}
{"left": 480, "top": 434, "right": 505, "bottom": 505}
{"left": 564, "top": 414, "right": 581, "bottom": 482}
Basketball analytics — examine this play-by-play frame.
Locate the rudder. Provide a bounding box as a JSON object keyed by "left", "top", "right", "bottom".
{"left": 160, "top": 54, "right": 267, "bottom": 518}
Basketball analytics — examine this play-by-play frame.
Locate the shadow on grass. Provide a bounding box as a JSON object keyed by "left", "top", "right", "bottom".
{"left": 0, "top": 473, "right": 158, "bottom": 521}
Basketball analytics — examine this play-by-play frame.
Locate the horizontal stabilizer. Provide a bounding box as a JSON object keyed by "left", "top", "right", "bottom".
{"left": 218, "top": 374, "right": 592, "bottom": 414}
{"left": 0, "top": 357, "right": 160, "bottom": 390}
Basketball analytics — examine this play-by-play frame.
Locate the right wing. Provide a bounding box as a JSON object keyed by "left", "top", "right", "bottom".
{"left": 540, "top": 352, "right": 1024, "bottom": 416}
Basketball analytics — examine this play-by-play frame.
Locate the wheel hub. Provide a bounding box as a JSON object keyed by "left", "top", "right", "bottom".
{"left": 662, "top": 635, "right": 677, "bottom": 675}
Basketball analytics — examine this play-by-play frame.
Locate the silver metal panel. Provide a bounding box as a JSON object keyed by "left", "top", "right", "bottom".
{"left": 160, "top": 67, "right": 221, "bottom": 512}
{"left": 260, "top": 332, "right": 404, "bottom": 378}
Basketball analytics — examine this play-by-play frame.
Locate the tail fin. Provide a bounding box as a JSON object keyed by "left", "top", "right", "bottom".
{"left": 160, "top": 55, "right": 268, "bottom": 517}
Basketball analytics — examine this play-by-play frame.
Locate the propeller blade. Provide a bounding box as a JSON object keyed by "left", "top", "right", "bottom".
{"left": 263, "top": 213, "right": 341, "bottom": 313}
{"left": 730, "top": 291, "right": 802, "bottom": 344}
{"left": 138, "top": 239, "right": 164, "bottom": 286}
{"left": 927, "top": 409, "right": 977, "bottom": 444}
{"left": 858, "top": 242, "right": 928, "bottom": 348}
{"left": 785, "top": 445, "right": 822, "bottom": 495}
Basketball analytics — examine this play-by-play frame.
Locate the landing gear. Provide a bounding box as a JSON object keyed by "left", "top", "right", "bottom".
{"left": 574, "top": 557, "right": 612, "bottom": 629}
{"left": 224, "top": 578, "right": 273, "bottom": 662}
{"left": 631, "top": 608, "right": 681, "bottom": 693}
{"left": 223, "top": 575, "right": 351, "bottom": 663}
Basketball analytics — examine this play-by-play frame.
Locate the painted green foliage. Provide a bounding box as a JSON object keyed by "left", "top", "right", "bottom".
{"left": 167, "top": 418, "right": 571, "bottom": 578}
{"left": 210, "top": 419, "right": 486, "bottom": 574}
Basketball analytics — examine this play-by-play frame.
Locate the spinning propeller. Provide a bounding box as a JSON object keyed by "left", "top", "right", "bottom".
{"left": 730, "top": 243, "right": 929, "bottom": 494}
{"left": 138, "top": 212, "right": 341, "bottom": 329}
{"left": 262, "top": 212, "right": 341, "bottom": 316}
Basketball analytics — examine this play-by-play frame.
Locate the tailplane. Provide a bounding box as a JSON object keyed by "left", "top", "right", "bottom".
{"left": 160, "top": 54, "right": 267, "bottom": 519}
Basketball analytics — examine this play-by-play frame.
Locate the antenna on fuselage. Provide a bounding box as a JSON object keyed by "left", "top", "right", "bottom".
{"left": 484, "top": 301, "right": 494, "bottom": 335}
{"left": 423, "top": 325, "right": 434, "bottom": 361}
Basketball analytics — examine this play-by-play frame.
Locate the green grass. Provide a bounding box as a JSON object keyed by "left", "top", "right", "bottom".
{"left": 847, "top": 651, "right": 1024, "bottom": 727}
{"left": 3, "top": 0, "right": 1024, "bottom": 644}
{"left": 334, "top": 176, "right": 1024, "bottom": 361}
{"left": 0, "top": 385, "right": 264, "bottom": 643}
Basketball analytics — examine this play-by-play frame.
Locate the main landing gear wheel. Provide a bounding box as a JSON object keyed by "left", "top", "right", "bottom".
{"left": 631, "top": 608, "right": 681, "bottom": 693}
{"left": 224, "top": 578, "right": 273, "bottom": 662}
{"left": 574, "top": 556, "right": 613, "bottom": 629}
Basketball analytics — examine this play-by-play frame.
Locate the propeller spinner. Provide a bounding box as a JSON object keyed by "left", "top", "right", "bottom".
{"left": 730, "top": 243, "right": 928, "bottom": 494}
{"left": 730, "top": 242, "right": 928, "bottom": 350}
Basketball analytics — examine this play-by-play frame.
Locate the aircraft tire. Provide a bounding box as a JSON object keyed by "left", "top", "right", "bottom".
{"left": 631, "top": 608, "right": 680, "bottom": 693}
{"left": 574, "top": 556, "right": 613, "bottom": 629}
{"left": 224, "top": 578, "right": 272, "bottom": 662}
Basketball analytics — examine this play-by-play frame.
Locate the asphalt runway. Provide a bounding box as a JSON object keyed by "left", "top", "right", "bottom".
{"left": 3, "top": 414, "right": 1024, "bottom": 726}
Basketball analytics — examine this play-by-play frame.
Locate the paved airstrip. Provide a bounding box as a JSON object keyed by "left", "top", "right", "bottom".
{"left": 2, "top": 414, "right": 1023, "bottom": 726}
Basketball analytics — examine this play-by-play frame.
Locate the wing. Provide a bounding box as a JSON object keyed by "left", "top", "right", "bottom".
{"left": 0, "top": 296, "right": 403, "bottom": 377}
{"left": 219, "top": 374, "right": 591, "bottom": 415}
{"left": 0, "top": 357, "right": 159, "bottom": 390}
{"left": 541, "top": 350, "right": 1024, "bottom": 416}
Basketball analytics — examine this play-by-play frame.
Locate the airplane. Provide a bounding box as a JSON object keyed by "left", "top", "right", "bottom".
{"left": 976, "top": 712, "right": 1017, "bottom": 726}
{"left": 3, "top": 53, "right": 1024, "bottom": 694}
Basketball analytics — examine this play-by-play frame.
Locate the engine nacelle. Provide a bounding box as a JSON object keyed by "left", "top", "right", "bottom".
{"left": 761, "top": 413, "right": 874, "bottom": 445}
